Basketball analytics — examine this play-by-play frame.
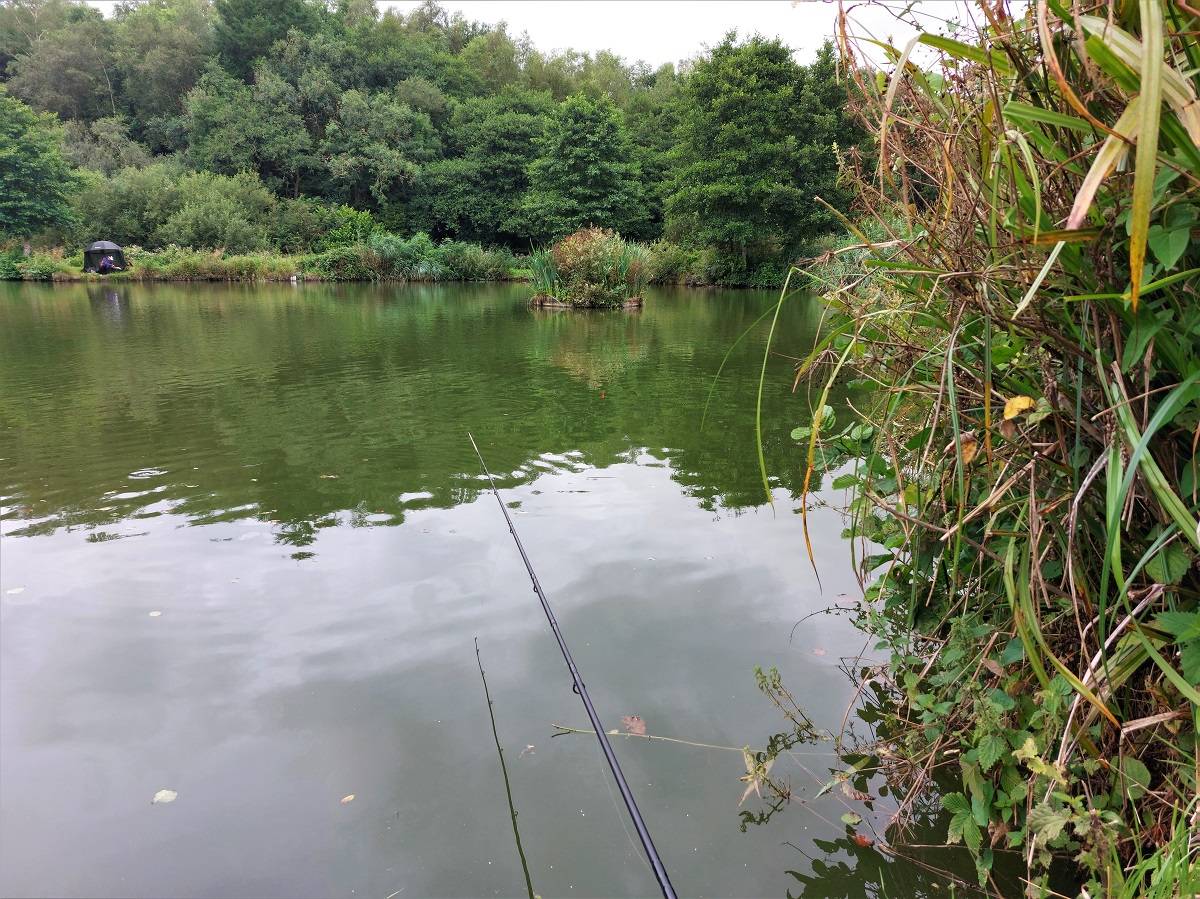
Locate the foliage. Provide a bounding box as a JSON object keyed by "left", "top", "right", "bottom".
{"left": 61, "top": 116, "right": 152, "bottom": 174}
{"left": 522, "top": 95, "right": 649, "bottom": 243}
{"left": 666, "top": 35, "right": 861, "bottom": 279}
{"left": 531, "top": 227, "right": 648, "bottom": 307}
{"left": 789, "top": 2, "right": 1200, "bottom": 891}
{"left": 1, "top": 1, "right": 866, "bottom": 283}
{"left": 0, "top": 90, "right": 77, "bottom": 239}
{"left": 6, "top": 8, "right": 116, "bottom": 121}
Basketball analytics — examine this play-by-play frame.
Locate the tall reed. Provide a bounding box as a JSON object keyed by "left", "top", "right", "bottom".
{"left": 788, "top": 1, "right": 1200, "bottom": 892}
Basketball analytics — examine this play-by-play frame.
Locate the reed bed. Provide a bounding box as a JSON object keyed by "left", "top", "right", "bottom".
{"left": 788, "top": 1, "right": 1200, "bottom": 892}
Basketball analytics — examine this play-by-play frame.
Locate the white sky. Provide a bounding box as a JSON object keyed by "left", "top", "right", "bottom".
{"left": 381, "top": 1, "right": 968, "bottom": 67}
{"left": 86, "top": 1, "right": 982, "bottom": 68}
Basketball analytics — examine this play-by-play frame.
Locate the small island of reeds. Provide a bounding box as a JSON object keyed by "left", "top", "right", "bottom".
{"left": 529, "top": 228, "right": 648, "bottom": 309}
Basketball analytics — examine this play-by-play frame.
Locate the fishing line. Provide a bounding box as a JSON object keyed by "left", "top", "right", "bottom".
{"left": 467, "top": 432, "right": 678, "bottom": 899}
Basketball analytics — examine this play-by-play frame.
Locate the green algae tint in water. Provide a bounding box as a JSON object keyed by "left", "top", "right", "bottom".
{"left": 0, "top": 282, "right": 993, "bottom": 898}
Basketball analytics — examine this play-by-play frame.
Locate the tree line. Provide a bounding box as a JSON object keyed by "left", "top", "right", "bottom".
{"left": 0, "top": 0, "right": 863, "bottom": 284}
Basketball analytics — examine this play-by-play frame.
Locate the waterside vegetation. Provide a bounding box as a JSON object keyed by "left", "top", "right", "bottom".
{"left": 0, "top": 0, "right": 861, "bottom": 287}
{"left": 777, "top": 1, "right": 1200, "bottom": 893}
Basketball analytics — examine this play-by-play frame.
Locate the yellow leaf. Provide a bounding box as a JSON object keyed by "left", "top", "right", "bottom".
{"left": 1003, "top": 395, "right": 1036, "bottom": 420}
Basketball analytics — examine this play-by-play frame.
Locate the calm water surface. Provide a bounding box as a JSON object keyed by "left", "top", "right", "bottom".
{"left": 0, "top": 282, "right": 983, "bottom": 898}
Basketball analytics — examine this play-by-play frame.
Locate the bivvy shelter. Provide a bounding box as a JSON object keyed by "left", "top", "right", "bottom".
{"left": 83, "top": 241, "right": 126, "bottom": 273}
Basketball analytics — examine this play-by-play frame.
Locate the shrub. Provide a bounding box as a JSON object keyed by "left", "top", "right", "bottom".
{"left": 435, "top": 241, "right": 514, "bottom": 280}
{"left": 300, "top": 245, "right": 374, "bottom": 281}
{"left": 536, "top": 227, "right": 649, "bottom": 307}
{"left": 15, "top": 252, "right": 64, "bottom": 281}
{"left": 645, "top": 240, "right": 703, "bottom": 285}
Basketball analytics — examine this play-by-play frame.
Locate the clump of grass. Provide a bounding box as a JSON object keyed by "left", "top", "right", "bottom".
{"left": 530, "top": 227, "right": 649, "bottom": 308}
{"left": 782, "top": 1, "right": 1200, "bottom": 892}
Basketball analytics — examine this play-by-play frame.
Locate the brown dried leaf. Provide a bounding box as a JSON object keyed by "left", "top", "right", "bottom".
{"left": 982, "top": 658, "right": 1006, "bottom": 678}
{"left": 621, "top": 715, "right": 646, "bottom": 736}
{"left": 841, "top": 781, "right": 871, "bottom": 802}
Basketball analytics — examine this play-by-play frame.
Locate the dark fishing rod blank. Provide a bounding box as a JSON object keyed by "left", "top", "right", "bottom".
{"left": 468, "top": 433, "right": 678, "bottom": 899}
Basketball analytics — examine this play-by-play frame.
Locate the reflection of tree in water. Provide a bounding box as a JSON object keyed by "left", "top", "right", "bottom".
{"left": 0, "top": 282, "right": 834, "bottom": 540}
{"left": 536, "top": 309, "right": 649, "bottom": 388}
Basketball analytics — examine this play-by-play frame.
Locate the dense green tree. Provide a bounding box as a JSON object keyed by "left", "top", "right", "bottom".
{"left": 0, "top": 0, "right": 76, "bottom": 78}
{"left": 111, "top": 0, "right": 213, "bottom": 149}
{"left": 161, "top": 170, "right": 275, "bottom": 250}
{"left": 320, "top": 89, "right": 439, "bottom": 206}
{"left": 0, "top": 89, "right": 77, "bottom": 243}
{"left": 666, "top": 34, "right": 857, "bottom": 274}
{"left": 7, "top": 11, "right": 117, "bottom": 121}
{"left": 457, "top": 27, "right": 519, "bottom": 94}
{"left": 522, "top": 94, "right": 648, "bottom": 242}
{"left": 183, "top": 63, "right": 260, "bottom": 174}
{"left": 412, "top": 89, "right": 548, "bottom": 243}
{"left": 623, "top": 63, "right": 683, "bottom": 233}
{"left": 519, "top": 43, "right": 580, "bottom": 100}
{"left": 70, "top": 160, "right": 184, "bottom": 245}
{"left": 62, "top": 116, "right": 151, "bottom": 174}
{"left": 213, "top": 0, "right": 323, "bottom": 77}
{"left": 1, "top": 1, "right": 864, "bottom": 282}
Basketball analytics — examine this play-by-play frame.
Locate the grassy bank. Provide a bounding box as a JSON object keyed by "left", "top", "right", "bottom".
{"left": 780, "top": 2, "right": 1200, "bottom": 894}
{"left": 2, "top": 234, "right": 782, "bottom": 288}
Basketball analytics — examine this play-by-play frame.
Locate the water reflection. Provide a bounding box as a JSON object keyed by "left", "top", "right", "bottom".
{"left": 1, "top": 281, "right": 834, "bottom": 544}
{"left": 2, "top": 281, "right": 882, "bottom": 899}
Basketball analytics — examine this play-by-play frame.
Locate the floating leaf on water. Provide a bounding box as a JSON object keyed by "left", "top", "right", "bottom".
{"left": 852, "top": 833, "right": 874, "bottom": 847}
{"left": 151, "top": 789, "right": 177, "bottom": 804}
{"left": 340, "top": 794, "right": 355, "bottom": 804}
{"left": 621, "top": 715, "right": 646, "bottom": 736}
{"left": 1003, "top": 395, "right": 1036, "bottom": 420}
{"left": 148, "top": 610, "right": 162, "bottom": 617}
{"left": 841, "top": 812, "right": 863, "bottom": 826}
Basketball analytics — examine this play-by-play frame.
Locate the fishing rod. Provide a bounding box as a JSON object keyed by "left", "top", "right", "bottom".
{"left": 467, "top": 433, "right": 679, "bottom": 899}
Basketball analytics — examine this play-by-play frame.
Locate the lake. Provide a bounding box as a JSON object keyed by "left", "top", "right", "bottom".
{"left": 0, "top": 281, "right": 987, "bottom": 898}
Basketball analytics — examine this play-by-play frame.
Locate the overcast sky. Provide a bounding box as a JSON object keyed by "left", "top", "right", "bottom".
{"left": 85, "top": 1, "right": 977, "bottom": 68}
{"left": 380, "top": 1, "right": 965, "bottom": 67}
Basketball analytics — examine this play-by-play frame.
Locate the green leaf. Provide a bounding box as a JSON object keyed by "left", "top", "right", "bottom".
{"left": 1027, "top": 802, "right": 1071, "bottom": 845}
{"left": 977, "top": 733, "right": 1006, "bottom": 772}
{"left": 831, "top": 473, "right": 859, "bottom": 490}
{"left": 1003, "top": 101, "right": 1091, "bottom": 132}
{"left": 1000, "top": 637, "right": 1025, "bottom": 665}
{"left": 1180, "top": 641, "right": 1200, "bottom": 684}
{"left": 790, "top": 426, "right": 812, "bottom": 441}
{"left": 918, "top": 34, "right": 1014, "bottom": 75}
{"left": 1147, "top": 223, "right": 1191, "bottom": 270}
{"left": 1145, "top": 543, "right": 1190, "bottom": 585}
{"left": 841, "top": 812, "right": 863, "bottom": 826}
{"left": 941, "top": 792, "right": 970, "bottom": 815}
{"left": 1156, "top": 611, "right": 1200, "bottom": 641}
{"left": 1119, "top": 757, "right": 1152, "bottom": 801}
{"left": 987, "top": 688, "right": 1016, "bottom": 712}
